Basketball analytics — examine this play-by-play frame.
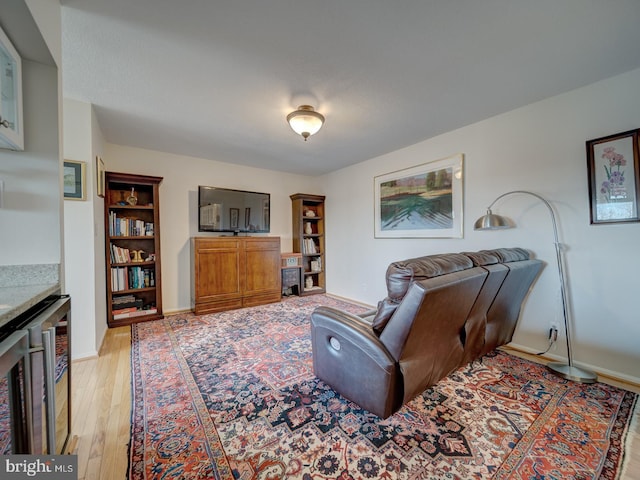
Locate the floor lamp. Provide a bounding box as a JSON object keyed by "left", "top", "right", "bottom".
{"left": 474, "top": 190, "right": 597, "bottom": 383}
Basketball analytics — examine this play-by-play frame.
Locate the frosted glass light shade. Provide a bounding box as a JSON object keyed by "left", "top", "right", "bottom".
{"left": 287, "top": 105, "right": 324, "bottom": 140}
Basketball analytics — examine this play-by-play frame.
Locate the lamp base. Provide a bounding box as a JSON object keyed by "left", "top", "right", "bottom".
{"left": 547, "top": 362, "right": 597, "bottom": 383}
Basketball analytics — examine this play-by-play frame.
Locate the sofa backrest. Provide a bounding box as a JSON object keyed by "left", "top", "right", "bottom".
{"left": 460, "top": 250, "right": 509, "bottom": 364}
{"left": 371, "top": 253, "right": 473, "bottom": 334}
{"left": 379, "top": 267, "right": 488, "bottom": 405}
{"left": 480, "top": 248, "right": 543, "bottom": 355}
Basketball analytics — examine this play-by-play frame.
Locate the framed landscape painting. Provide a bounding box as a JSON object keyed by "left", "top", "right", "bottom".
{"left": 374, "top": 154, "right": 464, "bottom": 238}
{"left": 63, "top": 160, "right": 86, "bottom": 201}
{"left": 586, "top": 129, "right": 640, "bottom": 225}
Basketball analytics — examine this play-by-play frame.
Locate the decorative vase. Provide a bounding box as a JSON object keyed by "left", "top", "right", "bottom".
{"left": 305, "top": 276, "right": 314, "bottom": 289}
{"left": 305, "top": 222, "right": 312, "bottom": 235}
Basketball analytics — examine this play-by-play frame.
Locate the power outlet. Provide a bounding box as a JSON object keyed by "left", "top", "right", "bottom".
{"left": 548, "top": 326, "right": 558, "bottom": 342}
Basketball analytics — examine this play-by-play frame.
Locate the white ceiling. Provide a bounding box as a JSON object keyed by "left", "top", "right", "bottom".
{"left": 60, "top": 0, "right": 640, "bottom": 176}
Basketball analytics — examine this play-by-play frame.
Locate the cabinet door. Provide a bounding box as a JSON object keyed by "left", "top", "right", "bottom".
{"left": 195, "top": 239, "right": 242, "bottom": 300}
{"left": 243, "top": 238, "right": 281, "bottom": 295}
{"left": 0, "top": 25, "right": 23, "bottom": 150}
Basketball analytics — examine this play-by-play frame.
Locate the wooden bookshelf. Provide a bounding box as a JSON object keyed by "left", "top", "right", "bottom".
{"left": 104, "top": 172, "right": 163, "bottom": 327}
{"left": 290, "top": 193, "right": 326, "bottom": 295}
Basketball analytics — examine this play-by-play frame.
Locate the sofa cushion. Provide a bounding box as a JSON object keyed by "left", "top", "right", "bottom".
{"left": 487, "top": 247, "right": 530, "bottom": 263}
{"left": 462, "top": 250, "right": 501, "bottom": 266}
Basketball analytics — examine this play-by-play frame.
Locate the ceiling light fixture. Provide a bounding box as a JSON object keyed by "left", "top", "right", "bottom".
{"left": 287, "top": 105, "right": 324, "bottom": 141}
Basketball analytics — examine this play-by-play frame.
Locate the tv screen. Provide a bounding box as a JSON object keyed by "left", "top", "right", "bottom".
{"left": 198, "top": 186, "right": 270, "bottom": 233}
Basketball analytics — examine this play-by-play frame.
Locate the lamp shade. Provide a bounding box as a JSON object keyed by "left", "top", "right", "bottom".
{"left": 473, "top": 209, "right": 511, "bottom": 230}
{"left": 287, "top": 105, "right": 324, "bottom": 140}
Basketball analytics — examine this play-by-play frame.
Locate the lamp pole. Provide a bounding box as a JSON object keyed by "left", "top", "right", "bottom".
{"left": 478, "top": 190, "right": 597, "bottom": 383}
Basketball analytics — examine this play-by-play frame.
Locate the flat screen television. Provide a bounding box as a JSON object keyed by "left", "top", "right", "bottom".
{"left": 198, "top": 186, "right": 270, "bottom": 233}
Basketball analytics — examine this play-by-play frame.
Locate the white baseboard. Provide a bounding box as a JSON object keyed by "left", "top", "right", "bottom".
{"left": 506, "top": 342, "right": 640, "bottom": 387}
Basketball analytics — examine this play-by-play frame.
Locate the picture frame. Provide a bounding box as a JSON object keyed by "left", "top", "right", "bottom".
{"left": 245, "top": 207, "right": 251, "bottom": 229}
{"left": 230, "top": 208, "right": 240, "bottom": 229}
{"left": 374, "top": 154, "right": 464, "bottom": 238}
{"left": 63, "top": 160, "right": 86, "bottom": 201}
{"left": 586, "top": 129, "right": 640, "bottom": 225}
{"left": 96, "top": 156, "right": 105, "bottom": 198}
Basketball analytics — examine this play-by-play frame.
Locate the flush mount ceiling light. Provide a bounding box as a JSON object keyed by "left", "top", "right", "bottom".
{"left": 287, "top": 105, "right": 324, "bottom": 141}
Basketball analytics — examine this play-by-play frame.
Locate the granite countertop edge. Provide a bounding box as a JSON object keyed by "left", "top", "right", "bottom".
{"left": 0, "top": 283, "right": 61, "bottom": 329}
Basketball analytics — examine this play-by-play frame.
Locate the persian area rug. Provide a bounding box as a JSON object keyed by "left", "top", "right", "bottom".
{"left": 128, "top": 295, "right": 639, "bottom": 479}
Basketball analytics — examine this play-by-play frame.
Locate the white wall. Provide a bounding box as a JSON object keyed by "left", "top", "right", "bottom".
{"left": 63, "top": 99, "right": 106, "bottom": 359}
{"left": 104, "top": 144, "right": 321, "bottom": 313}
{"left": 0, "top": 59, "right": 60, "bottom": 265}
{"left": 322, "top": 68, "right": 640, "bottom": 382}
{"left": 25, "top": 0, "right": 62, "bottom": 68}
{"left": 91, "top": 107, "right": 107, "bottom": 354}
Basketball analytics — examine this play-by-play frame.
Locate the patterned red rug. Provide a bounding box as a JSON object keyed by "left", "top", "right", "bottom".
{"left": 128, "top": 295, "right": 638, "bottom": 479}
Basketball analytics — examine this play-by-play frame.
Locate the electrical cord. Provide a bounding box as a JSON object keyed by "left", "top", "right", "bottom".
{"left": 536, "top": 327, "right": 558, "bottom": 355}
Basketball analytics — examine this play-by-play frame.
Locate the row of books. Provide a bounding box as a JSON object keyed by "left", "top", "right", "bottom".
{"left": 111, "top": 266, "right": 155, "bottom": 292}
{"left": 112, "top": 294, "right": 143, "bottom": 313}
{"left": 109, "top": 211, "right": 154, "bottom": 237}
{"left": 110, "top": 243, "right": 133, "bottom": 264}
{"left": 303, "top": 238, "right": 318, "bottom": 254}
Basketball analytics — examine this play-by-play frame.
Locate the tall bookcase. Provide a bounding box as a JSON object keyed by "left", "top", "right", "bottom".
{"left": 291, "top": 193, "right": 325, "bottom": 295}
{"left": 104, "top": 172, "right": 163, "bottom": 327}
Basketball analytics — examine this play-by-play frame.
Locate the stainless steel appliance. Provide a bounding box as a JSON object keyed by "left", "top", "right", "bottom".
{"left": 24, "top": 295, "right": 71, "bottom": 454}
{"left": 0, "top": 330, "right": 32, "bottom": 454}
{"left": 0, "top": 294, "right": 71, "bottom": 454}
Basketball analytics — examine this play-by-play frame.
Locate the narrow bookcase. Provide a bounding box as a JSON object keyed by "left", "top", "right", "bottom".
{"left": 104, "top": 172, "right": 163, "bottom": 327}
{"left": 290, "top": 193, "right": 326, "bottom": 295}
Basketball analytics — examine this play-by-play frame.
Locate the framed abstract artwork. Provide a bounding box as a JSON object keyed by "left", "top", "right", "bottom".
{"left": 374, "top": 154, "right": 464, "bottom": 238}
{"left": 586, "top": 129, "right": 640, "bottom": 224}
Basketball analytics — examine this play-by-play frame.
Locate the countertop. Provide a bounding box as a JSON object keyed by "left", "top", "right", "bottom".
{"left": 0, "top": 283, "right": 61, "bottom": 328}
{"left": 0, "top": 264, "right": 61, "bottom": 329}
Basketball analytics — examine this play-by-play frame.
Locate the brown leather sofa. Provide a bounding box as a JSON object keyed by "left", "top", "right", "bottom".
{"left": 310, "top": 248, "right": 543, "bottom": 418}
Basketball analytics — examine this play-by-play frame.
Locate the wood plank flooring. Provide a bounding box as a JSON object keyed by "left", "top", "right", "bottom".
{"left": 72, "top": 326, "right": 131, "bottom": 480}
{"left": 71, "top": 325, "right": 640, "bottom": 479}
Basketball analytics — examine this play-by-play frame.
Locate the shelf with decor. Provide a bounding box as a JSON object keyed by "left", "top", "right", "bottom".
{"left": 104, "top": 172, "right": 163, "bottom": 327}
{"left": 290, "top": 193, "right": 326, "bottom": 295}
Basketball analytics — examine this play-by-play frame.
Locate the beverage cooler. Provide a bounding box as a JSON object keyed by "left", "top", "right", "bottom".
{"left": 0, "top": 294, "right": 71, "bottom": 454}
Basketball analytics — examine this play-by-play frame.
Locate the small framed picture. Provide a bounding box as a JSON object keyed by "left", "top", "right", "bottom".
{"left": 63, "top": 160, "right": 86, "bottom": 201}
{"left": 96, "top": 156, "right": 106, "bottom": 198}
{"left": 230, "top": 208, "right": 239, "bottom": 229}
{"left": 586, "top": 129, "right": 640, "bottom": 224}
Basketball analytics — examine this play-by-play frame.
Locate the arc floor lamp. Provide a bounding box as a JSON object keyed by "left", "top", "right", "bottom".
{"left": 474, "top": 190, "right": 597, "bottom": 383}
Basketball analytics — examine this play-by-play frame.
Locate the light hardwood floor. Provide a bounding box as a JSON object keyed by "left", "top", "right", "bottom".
{"left": 71, "top": 326, "right": 639, "bottom": 479}
{"left": 72, "top": 326, "right": 132, "bottom": 480}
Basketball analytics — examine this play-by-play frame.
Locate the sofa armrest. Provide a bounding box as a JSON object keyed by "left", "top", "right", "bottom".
{"left": 311, "top": 306, "right": 400, "bottom": 418}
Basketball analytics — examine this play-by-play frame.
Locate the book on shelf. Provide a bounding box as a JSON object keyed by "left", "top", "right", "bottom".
{"left": 110, "top": 266, "right": 155, "bottom": 291}
{"left": 113, "top": 308, "right": 158, "bottom": 320}
{"left": 303, "top": 238, "right": 317, "bottom": 254}
{"left": 110, "top": 243, "right": 131, "bottom": 263}
{"left": 109, "top": 211, "right": 154, "bottom": 237}
{"left": 112, "top": 296, "right": 143, "bottom": 310}
{"left": 112, "top": 306, "right": 138, "bottom": 315}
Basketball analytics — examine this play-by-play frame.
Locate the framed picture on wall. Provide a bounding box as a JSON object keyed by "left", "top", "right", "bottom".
{"left": 96, "top": 156, "right": 106, "bottom": 198}
{"left": 586, "top": 129, "right": 640, "bottom": 224}
{"left": 63, "top": 160, "right": 86, "bottom": 201}
{"left": 374, "top": 153, "right": 464, "bottom": 238}
{"left": 230, "top": 208, "right": 239, "bottom": 229}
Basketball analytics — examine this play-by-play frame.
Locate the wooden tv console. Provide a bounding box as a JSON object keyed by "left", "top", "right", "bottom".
{"left": 192, "top": 236, "right": 282, "bottom": 314}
